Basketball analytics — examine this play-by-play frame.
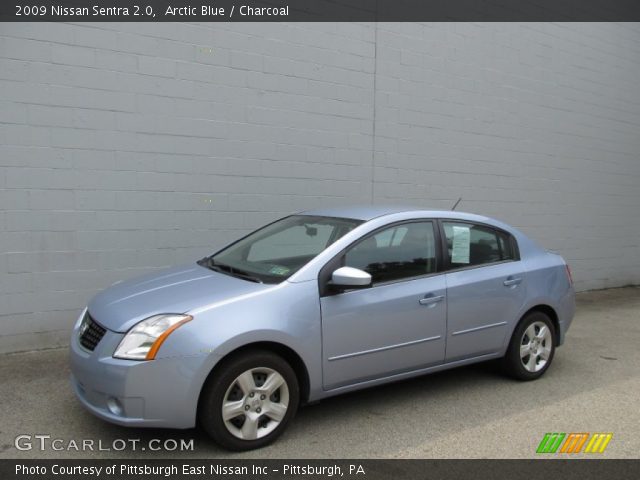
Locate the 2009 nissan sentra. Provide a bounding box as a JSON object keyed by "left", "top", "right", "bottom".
{"left": 70, "top": 206, "right": 575, "bottom": 450}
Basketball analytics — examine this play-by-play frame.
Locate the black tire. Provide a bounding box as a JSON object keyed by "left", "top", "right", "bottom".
{"left": 503, "top": 311, "right": 556, "bottom": 381}
{"left": 199, "top": 350, "right": 299, "bottom": 451}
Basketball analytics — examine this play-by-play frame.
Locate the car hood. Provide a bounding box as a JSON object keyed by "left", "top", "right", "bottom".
{"left": 87, "top": 263, "right": 270, "bottom": 332}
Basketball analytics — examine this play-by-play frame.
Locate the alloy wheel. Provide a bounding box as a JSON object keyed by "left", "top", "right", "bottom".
{"left": 221, "top": 367, "right": 289, "bottom": 440}
{"left": 520, "top": 321, "right": 552, "bottom": 373}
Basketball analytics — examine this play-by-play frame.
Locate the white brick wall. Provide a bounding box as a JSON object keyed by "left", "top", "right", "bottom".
{"left": 371, "top": 23, "right": 640, "bottom": 294}
{"left": 1, "top": 23, "right": 639, "bottom": 353}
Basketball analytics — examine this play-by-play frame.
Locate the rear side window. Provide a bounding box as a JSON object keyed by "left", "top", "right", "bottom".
{"left": 442, "top": 222, "right": 516, "bottom": 268}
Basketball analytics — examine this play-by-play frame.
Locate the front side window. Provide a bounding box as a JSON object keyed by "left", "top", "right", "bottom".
{"left": 203, "top": 215, "right": 362, "bottom": 283}
{"left": 442, "top": 221, "right": 515, "bottom": 268}
{"left": 343, "top": 221, "right": 437, "bottom": 284}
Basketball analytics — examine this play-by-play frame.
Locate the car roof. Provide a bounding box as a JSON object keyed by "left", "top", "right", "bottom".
{"left": 299, "top": 204, "right": 419, "bottom": 221}
{"left": 298, "top": 204, "right": 493, "bottom": 223}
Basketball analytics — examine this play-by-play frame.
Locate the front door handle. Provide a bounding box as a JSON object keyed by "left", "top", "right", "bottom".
{"left": 503, "top": 277, "right": 523, "bottom": 287}
{"left": 419, "top": 294, "right": 444, "bottom": 306}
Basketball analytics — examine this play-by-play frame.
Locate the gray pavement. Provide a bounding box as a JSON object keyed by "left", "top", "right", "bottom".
{"left": 1, "top": 287, "right": 639, "bottom": 459}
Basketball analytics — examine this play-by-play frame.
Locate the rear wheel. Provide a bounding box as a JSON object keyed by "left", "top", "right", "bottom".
{"left": 199, "top": 350, "right": 299, "bottom": 451}
{"left": 503, "top": 312, "right": 556, "bottom": 380}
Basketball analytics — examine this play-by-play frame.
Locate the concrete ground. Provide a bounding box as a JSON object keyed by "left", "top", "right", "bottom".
{"left": 1, "top": 287, "right": 638, "bottom": 459}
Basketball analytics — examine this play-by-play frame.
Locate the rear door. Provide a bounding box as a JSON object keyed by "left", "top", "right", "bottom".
{"left": 440, "top": 221, "right": 527, "bottom": 362}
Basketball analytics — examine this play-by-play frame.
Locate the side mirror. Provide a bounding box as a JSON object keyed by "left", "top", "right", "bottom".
{"left": 331, "top": 266, "right": 372, "bottom": 289}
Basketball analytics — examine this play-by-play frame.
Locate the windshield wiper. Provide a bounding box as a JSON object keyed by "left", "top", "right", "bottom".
{"left": 199, "top": 257, "right": 263, "bottom": 283}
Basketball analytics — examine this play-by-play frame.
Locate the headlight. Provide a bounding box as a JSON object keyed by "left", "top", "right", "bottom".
{"left": 113, "top": 314, "right": 192, "bottom": 360}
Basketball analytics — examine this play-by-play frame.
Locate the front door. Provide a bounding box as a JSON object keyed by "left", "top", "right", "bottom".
{"left": 320, "top": 220, "right": 447, "bottom": 390}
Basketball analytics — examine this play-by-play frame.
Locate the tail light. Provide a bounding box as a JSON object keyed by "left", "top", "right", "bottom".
{"left": 565, "top": 264, "right": 573, "bottom": 286}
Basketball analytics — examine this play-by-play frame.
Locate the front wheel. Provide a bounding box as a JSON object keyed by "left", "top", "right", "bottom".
{"left": 199, "top": 350, "right": 299, "bottom": 451}
{"left": 502, "top": 312, "right": 556, "bottom": 380}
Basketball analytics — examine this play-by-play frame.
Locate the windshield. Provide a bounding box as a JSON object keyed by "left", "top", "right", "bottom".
{"left": 200, "top": 215, "right": 363, "bottom": 284}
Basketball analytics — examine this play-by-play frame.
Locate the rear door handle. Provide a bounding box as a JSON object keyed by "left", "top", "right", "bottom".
{"left": 419, "top": 294, "right": 444, "bottom": 306}
{"left": 503, "top": 277, "right": 523, "bottom": 287}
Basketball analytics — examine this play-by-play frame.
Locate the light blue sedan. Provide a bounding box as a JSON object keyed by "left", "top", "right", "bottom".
{"left": 70, "top": 206, "right": 575, "bottom": 450}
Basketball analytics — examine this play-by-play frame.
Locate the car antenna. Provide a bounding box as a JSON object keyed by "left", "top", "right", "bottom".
{"left": 451, "top": 197, "right": 462, "bottom": 211}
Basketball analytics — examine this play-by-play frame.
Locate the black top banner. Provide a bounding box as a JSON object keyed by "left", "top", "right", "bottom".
{"left": 2, "top": 0, "right": 640, "bottom": 21}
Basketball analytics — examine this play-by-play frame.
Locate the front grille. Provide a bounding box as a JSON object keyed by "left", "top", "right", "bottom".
{"left": 79, "top": 313, "right": 107, "bottom": 351}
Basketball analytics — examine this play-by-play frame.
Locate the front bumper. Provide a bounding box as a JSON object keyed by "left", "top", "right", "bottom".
{"left": 69, "top": 316, "right": 217, "bottom": 429}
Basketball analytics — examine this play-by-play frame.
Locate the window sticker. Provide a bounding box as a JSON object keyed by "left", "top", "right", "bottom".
{"left": 269, "top": 266, "right": 290, "bottom": 276}
{"left": 451, "top": 225, "right": 471, "bottom": 264}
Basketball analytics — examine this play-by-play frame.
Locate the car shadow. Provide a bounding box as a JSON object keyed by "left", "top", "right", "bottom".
{"left": 79, "top": 360, "right": 509, "bottom": 457}
{"left": 63, "top": 344, "right": 637, "bottom": 458}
